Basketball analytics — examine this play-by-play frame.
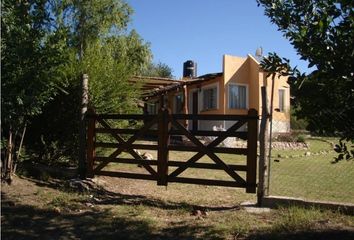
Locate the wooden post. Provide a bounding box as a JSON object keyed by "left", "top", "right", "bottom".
{"left": 79, "top": 74, "right": 89, "bottom": 179}
{"left": 86, "top": 108, "right": 96, "bottom": 178}
{"left": 157, "top": 106, "right": 170, "bottom": 186}
{"left": 183, "top": 85, "right": 189, "bottom": 128}
{"left": 246, "top": 108, "right": 258, "bottom": 193}
{"left": 257, "top": 87, "right": 270, "bottom": 206}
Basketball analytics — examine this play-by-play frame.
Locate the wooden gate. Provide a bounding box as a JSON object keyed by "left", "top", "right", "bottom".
{"left": 86, "top": 108, "right": 258, "bottom": 193}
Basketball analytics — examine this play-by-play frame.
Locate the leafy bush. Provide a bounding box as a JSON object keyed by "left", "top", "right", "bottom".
{"left": 274, "top": 132, "right": 307, "bottom": 143}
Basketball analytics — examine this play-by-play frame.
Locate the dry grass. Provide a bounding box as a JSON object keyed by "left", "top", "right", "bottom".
{"left": 2, "top": 173, "right": 354, "bottom": 240}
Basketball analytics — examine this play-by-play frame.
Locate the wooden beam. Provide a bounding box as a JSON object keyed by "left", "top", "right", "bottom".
{"left": 86, "top": 108, "right": 96, "bottom": 178}
{"left": 157, "top": 108, "right": 170, "bottom": 186}
{"left": 94, "top": 157, "right": 248, "bottom": 171}
{"left": 95, "top": 171, "right": 157, "bottom": 180}
{"left": 169, "top": 177, "right": 246, "bottom": 188}
{"left": 246, "top": 108, "right": 258, "bottom": 193}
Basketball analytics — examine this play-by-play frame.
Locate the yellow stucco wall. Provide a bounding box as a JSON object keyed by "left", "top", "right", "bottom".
{"left": 186, "top": 77, "right": 223, "bottom": 115}
{"left": 223, "top": 54, "right": 289, "bottom": 124}
{"left": 223, "top": 55, "right": 260, "bottom": 115}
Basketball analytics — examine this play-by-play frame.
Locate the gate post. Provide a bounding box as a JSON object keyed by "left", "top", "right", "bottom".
{"left": 86, "top": 108, "right": 96, "bottom": 178}
{"left": 157, "top": 107, "right": 170, "bottom": 186}
{"left": 246, "top": 109, "right": 258, "bottom": 193}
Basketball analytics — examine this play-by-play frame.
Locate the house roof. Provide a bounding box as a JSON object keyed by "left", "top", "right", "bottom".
{"left": 197, "top": 72, "right": 223, "bottom": 79}
{"left": 131, "top": 72, "right": 223, "bottom": 100}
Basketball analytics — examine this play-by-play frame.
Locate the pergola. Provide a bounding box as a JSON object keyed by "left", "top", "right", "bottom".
{"left": 131, "top": 73, "right": 222, "bottom": 106}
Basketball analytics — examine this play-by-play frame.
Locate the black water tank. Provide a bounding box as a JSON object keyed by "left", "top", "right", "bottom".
{"left": 183, "top": 60, "right": 197, "bottom": 78}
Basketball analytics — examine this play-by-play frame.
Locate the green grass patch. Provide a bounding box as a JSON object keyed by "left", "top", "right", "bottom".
{"left": 269, "top": 138, "right": 354, "bottom": 203}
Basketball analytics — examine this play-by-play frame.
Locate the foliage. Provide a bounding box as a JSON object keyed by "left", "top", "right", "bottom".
{"left": 141, "top": 62, "right": 174, "bottom": 78}
{"left": 333, "top": 139, "right": 354, "bottom": 162}
{"left": 1, "top": 0, "right": 72, "bottom": 180}
{"left": 290, "top": 108, "right": 308, "bottom": 130}
{"left": 23, "top": 0, "right": 153, "bottom": 164}
{"left": 274, "top": 132, "right": 306, "bottom": 143}
{"left": 257, "top": 0, "right": 354, "bottom": 161}
{"left": 54, "top": 0, "right": 133, "bottom": 56}
{"left": 78, "top": 41, "right": 142, "bottom": 113}
{"left": 2, "top": 0, "right": 175, "bottom": 170}
{"left": 50, "top": 0, "right": 152, "bottom": 113}
{"left": 107, "top": 30, "right": 152, "bottom": 75}
{"left": 1, "top": 0, "right": 69, "bottom": 128}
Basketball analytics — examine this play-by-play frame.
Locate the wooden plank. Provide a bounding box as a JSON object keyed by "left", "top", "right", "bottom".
{"left": 169, "top": 130, "right": 248, "bottom": 139}
{"left": 171, "top": 114, "right": 258, "bottom": 121}
{"left": 95, "top": 142, "right": 158, "bottom": 150}
{"left": 95, "top": 171, "right": 157, "bottom": 180}
{"left": 169, "top": 177, "right": 246, "bottom": 188}
{"left": 90, "top": 113, "right": 259, "bottom": 121}
{"left": 157, "top": 108, "right": 170, "bottom": 186}
{"left": 94, "top": 114, "right": 157, "bottom": 120}
{"left": 168, "top": 145, "right": 247, "bottom": 154}
{"left": 246, "top": 109, "right": 258, "bottom": 193}
{"left": 94, "top": 157, "right": 248, "bottom": 171}
{"left": 86, "top": 108, "right": 96, "bottom": 178}
{"left": 96, "top": 128, "right": 158, "bottom": 136}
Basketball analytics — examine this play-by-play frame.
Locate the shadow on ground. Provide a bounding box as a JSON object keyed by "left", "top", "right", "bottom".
{"left": 2, "top": 195, "right": 226, "bottom": 240}
{"left": 2, "top": 177, "right": 354, "bottom": 240}
{"left": 28, "top": 177, "right": 243, "bottom": 212}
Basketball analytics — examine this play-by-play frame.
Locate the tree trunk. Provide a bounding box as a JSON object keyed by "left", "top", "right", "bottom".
{"left": 266, "top": 75, "right": 276, "bottom": 195}
{"left": 257, "top": 87, "right": 270, "bottom": 206}
{"left": 4, "top": 126, "right": 14, "bottom": 183}
{"left": 78, "top": 74, "right": 89, "bottom": 179}
{"left": 13, "top": 123, "right": 27, "bottom": 174}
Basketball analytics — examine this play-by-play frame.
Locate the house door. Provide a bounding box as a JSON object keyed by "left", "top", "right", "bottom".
{"left": 192, "top": 91, "right": 198, "bottom": 131}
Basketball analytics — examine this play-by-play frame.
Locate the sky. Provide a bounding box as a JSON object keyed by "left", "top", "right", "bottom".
{"left": 126, "top": 0, "right": 309, "bottom": 78}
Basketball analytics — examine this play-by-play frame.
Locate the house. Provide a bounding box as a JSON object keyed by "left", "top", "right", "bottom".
{"left": 135, "top": 54, "right": 290, "bottom": 133}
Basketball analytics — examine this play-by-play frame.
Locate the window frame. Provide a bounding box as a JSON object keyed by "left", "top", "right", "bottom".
{"left": 201, "top": 83, "right": 219, "bottom": 111}
{"left": 278, "top": 88, "right": 286, "bottom": 112}
{"left": 147, "top": 101, "right": 158, "bottom": 115}
{"left": 228, "top": 83, "right": 249, "bottom": 110}
{"left": 173, "top": 92, "right": 184, "bottom": 114}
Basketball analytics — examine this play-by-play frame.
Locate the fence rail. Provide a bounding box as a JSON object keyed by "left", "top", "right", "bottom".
{"left": 86, "top": 108, "right": 258, "bottom": 193}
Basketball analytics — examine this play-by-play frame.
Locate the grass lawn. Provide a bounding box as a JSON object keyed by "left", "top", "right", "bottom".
{"left": 270, "top": 138, "right": 354, "bottom": 204}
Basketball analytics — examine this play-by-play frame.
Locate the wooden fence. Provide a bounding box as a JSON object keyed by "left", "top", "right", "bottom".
{"left": 86, "top": 108, "right": 258, "bottom": 193}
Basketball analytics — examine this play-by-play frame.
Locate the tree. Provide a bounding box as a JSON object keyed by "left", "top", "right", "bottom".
{"left": 1, "top": 0, "right": 70, "bottom": 181}
{"left": 257, "top": 0, "right": 354, "bottom": 161}
{"left": 23, "top": 0, "right": 152, "bottom": 169}
{"left": 142, "top": 62, "right": 174, "bottom": 78}
{"left": 49, "top": 0, "right": 151, "bottom": 110}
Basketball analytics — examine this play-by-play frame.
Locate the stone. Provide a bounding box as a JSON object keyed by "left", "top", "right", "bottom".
{"left": 142, "top": 152, "right": 153, "bottom": 160}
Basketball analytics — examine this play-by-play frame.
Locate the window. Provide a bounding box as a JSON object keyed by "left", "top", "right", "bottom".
{"left": 147, "top": 102, "right": 158, "bottom": 115}
{"left": 279, "top": 89, "right": 285, "bottom": 112}
{"left": 174, "top": 94, "right": 184, "bottom": 113}
{"left": 229, "top": 84, "right": 247, "bottom": 109}
{"left": 202, "top": 87, "right": 217, "bottom": 110}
